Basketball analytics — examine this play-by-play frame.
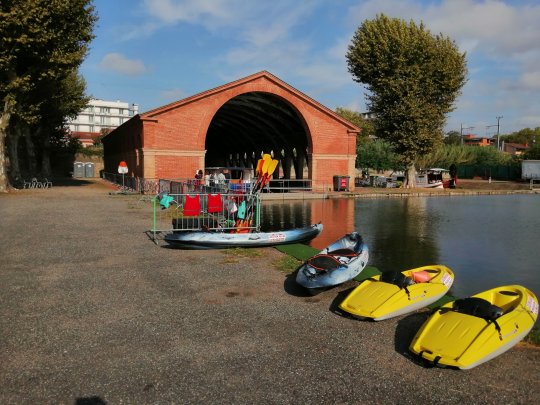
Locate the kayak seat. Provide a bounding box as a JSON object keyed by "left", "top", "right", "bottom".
{"left": 380, "top": 271, "right": 414, "bottom": 289}
{"left": 452, "top": 297, "right": 504, "bottom": 321}
{"left": 347, "top": 232, "right": 363, "bottom": 251}
{"left": 307, "top": 254, "right": 343, "bottom": 272}
{"left": 327, "top": 248, "right": 358, "bottom": 257}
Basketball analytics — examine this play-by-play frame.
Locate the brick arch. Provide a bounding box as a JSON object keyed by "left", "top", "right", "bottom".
{"left": 102, "top": 71, "right": 359, "bottom": 190}
{"left": 203, "top": 91, "right": 312, "bottom": 179}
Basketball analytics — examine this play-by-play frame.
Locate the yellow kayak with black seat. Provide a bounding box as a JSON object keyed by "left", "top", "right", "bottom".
{"left": 338, "top": 265, "right": 454, "bottom": 321}
{"left": 409, "top": 285, "right": 538, "bottom": 369}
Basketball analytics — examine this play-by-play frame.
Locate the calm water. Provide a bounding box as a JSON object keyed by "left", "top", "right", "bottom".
{"left": 261, "top": 195, "right": 540, "bottom": 298}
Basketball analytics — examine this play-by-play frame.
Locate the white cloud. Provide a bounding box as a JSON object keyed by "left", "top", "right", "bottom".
{"left": 119, "top": 22, "right": 161, "bottom": 42}
{"left": 143, "top": 0, "right": 241, "bottom": 27}
{"left": 160, "top": 88, "right": 186, "bottom": 101}
{"left": 99, "top": 53, "right": 147, "bottom": 76}
{"left": 346, "top": 0, "right": 540, "bottom": 132}
{"left": 348, "top": 0, "right": 540, "bottom": 57}
{"left": 106, "top": 0, "right": 539, "bottom": 132}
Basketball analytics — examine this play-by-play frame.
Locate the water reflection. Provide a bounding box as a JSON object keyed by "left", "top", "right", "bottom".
{"left": 355, "top": 198, "right": 441, "bottom": 274}
{"left": 261, "top": 195, "right": 540, "bottom": 298}
{"left": 260, "top": 199, "right": 355, "bottom": 249}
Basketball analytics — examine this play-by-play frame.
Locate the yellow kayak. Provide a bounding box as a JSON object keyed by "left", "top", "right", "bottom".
{"left": 409, "top": 285, "right": 538, "bottom": 369}
{"left": 338, "top": 265, "right": 454, "bottom": 321}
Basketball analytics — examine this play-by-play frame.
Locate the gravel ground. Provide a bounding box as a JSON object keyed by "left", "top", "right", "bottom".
{"left": 1, "top": 179, "right": 538, "bottom": 404}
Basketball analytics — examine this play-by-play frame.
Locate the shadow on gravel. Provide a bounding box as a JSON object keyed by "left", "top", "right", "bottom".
{"left": 283, "top": 270, "right": 313, "bottom": 297}
{"left": 76, "top": 396, "right": 108, "bottom": 405}
{"left": 394, "top": 311, "right": 433, "bottom": 366}
{"left": 329, "top": 286, "right": 362, "bottom": 319}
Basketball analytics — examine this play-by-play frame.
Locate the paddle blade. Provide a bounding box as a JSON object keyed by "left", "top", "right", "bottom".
{"left": 262, "top": 153, "right": 271, "bottom": 162}
{"left": 261, "top": 159, "right": 271, "bottom": 176}
{"left": 261, "top": 159, "right": 279, "bottom": 188}
{"left": 267, "top": 159, "right": 279, "bottom": 176}
{"left": 255, "top": 159, "right": 264, "bottom": 175}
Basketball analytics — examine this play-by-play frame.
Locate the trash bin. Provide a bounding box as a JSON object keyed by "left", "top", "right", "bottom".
{"left": 333, "top": 175, "right": 350, "bottom": 191}
{"left": 73, "top": 162, "right": 85, "bottom": 178}
{"left": 84, "top": 162, "right": 95, "bottom": 178}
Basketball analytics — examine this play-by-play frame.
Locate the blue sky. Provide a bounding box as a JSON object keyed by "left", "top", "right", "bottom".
{"left": 81, "top": 0, "right": 540, "bottom": 135}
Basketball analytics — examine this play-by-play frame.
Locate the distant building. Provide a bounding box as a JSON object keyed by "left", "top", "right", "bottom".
{"left": 502, "top": 142, "right": 528, "bottom": 156}
{"left": 68, "top": 99, "right": 139, "bottom": 147}
{"left": 462, "top": 134, "right": 493, "bottom": 147}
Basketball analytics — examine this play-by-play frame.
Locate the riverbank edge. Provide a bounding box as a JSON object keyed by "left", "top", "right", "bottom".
{"left": 260, "top": 188, "right": 539, "bottom": 201}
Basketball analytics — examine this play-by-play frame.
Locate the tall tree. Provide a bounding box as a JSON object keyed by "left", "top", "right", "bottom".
{"left": 356, "top": 139, "right": 404, "bottom": 173}
{"left": 346, "top": 14, "right": 467, "bottom": 187}
{"left": 500, "top": 127, "right": 540, "bottom": 145}
{"left": 0, "top": 0, "right": 96, "bottom": 191}
{"left": 444, "top": 130, "right": 462, "bottom": 146}
{"left": 334, "top": 107, "right": 376, "bottom": 166}
{"left": 335, "top": 107, "right": 375, "bottom": 141}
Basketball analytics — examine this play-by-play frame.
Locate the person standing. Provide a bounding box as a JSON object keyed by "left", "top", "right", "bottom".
{"left": 217, "top": 170, "right": 226, "bottom": 192}
{"left": 194, "top": 169, "right": 203, "bottom": 191}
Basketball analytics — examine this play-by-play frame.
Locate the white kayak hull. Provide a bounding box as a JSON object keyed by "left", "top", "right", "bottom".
{"left": 164, "top": 224, "right": 323, "bottom": 249}
{"left": 296, "top": 232, "right": 369, "bottom": 290}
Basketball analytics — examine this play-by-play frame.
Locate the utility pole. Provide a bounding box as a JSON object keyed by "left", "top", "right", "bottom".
{"left": 460, "top": 124, "right": 474, "bottom": 145}
{"left": 496, "top": 116, "right": 503, "bottom": 151}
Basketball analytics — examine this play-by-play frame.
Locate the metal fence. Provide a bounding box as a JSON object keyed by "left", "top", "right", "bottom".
{"left": 102, "top": 172, "right": 161, "bottom": 194}
{"left": 151, "top": 191, "right": 261, "bottom": 242}
{"left": 102, "top": 172, "right": 328, "bottom": 194}
{"left": 457, "top": 165, "right": 521, "bottom": 181}
{"left": 158, "top": 178, "right": 253, "bottom": 195}
{"left": 266, "top": 179, "right": 313, "bottom": 193}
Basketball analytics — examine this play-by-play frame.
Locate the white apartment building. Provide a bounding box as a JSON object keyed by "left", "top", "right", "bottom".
{"left": 68, "top": 99, "right": 139, "bottom": 134}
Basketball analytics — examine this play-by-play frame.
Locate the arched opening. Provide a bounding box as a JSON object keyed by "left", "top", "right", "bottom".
{"left": 204, "top": 92, "right": 310, "bottom": 180}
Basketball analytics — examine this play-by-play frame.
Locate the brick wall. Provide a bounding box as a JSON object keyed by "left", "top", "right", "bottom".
{"left": 105, "top": 72, "right": 358, "bottom": 189}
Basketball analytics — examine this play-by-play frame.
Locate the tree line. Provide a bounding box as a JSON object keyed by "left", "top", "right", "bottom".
{"left": 0, "top": 0, "right": 97, "bottom": 191}
{"left": 340, "top": 13, "right": 539, "bottom": 174}
{"left": 337, "top": 106, "right": 540, "bottom": 173}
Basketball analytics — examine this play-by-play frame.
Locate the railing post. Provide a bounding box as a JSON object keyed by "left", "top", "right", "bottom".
{"left": 152, "top": 195, "right": 157, "bottom": 244}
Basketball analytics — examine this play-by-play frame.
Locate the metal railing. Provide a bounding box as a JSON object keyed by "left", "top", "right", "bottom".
{"left": 103, "top": 172, "right": 338, "bottom": 195}
{"left": 151, "top": 192, "right": 260, "bottom": 242}
{"left": 102, "top": 172, "right": 160, "bottom": 194}
{"left": 266, "top": 179, "right": 313, "bottom": 193}
{"left": 158, "top": 178, "right": 253, "bottom": 195}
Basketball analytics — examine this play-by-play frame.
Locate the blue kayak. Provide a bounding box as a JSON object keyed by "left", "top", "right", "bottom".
{"left": 164, "top": 224, "right": 323, "bottom": 249}
{"left": 296, "top": 232, "right": 369, "bottom": 291}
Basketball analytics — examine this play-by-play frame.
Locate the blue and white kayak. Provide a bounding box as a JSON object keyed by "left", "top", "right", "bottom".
{"left": 296, "top": 232, "right": 369, "bottom": 291}
{"left": 164, "top": 224, "right": 323, "bottom": 249}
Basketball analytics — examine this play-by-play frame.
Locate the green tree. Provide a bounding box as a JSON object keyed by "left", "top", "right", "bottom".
{"left": 335, "top": 107, "right": 375, "bottom": 141}
{"left": 356, "top": 139, "right": 404, "bottom": 172}
{"left": 415, "top": 143, "right": 518, "bottom": 169}
{"left": 346, "top": 14, "right": 467, "bottom": 187}
{"left": 523, "top": 143, "right": 540, "bottom": 160}
{"left": 444, "top": 130, "right": 462, "bottom": 146}
{"left": 500, "top": 127, "right": 540, "bottom": 146}
{"left": 334, "top": 107, "right": 376, "bottom": 166}
{"left": 0, "top": 0, "right": 97, "bottom": 191}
